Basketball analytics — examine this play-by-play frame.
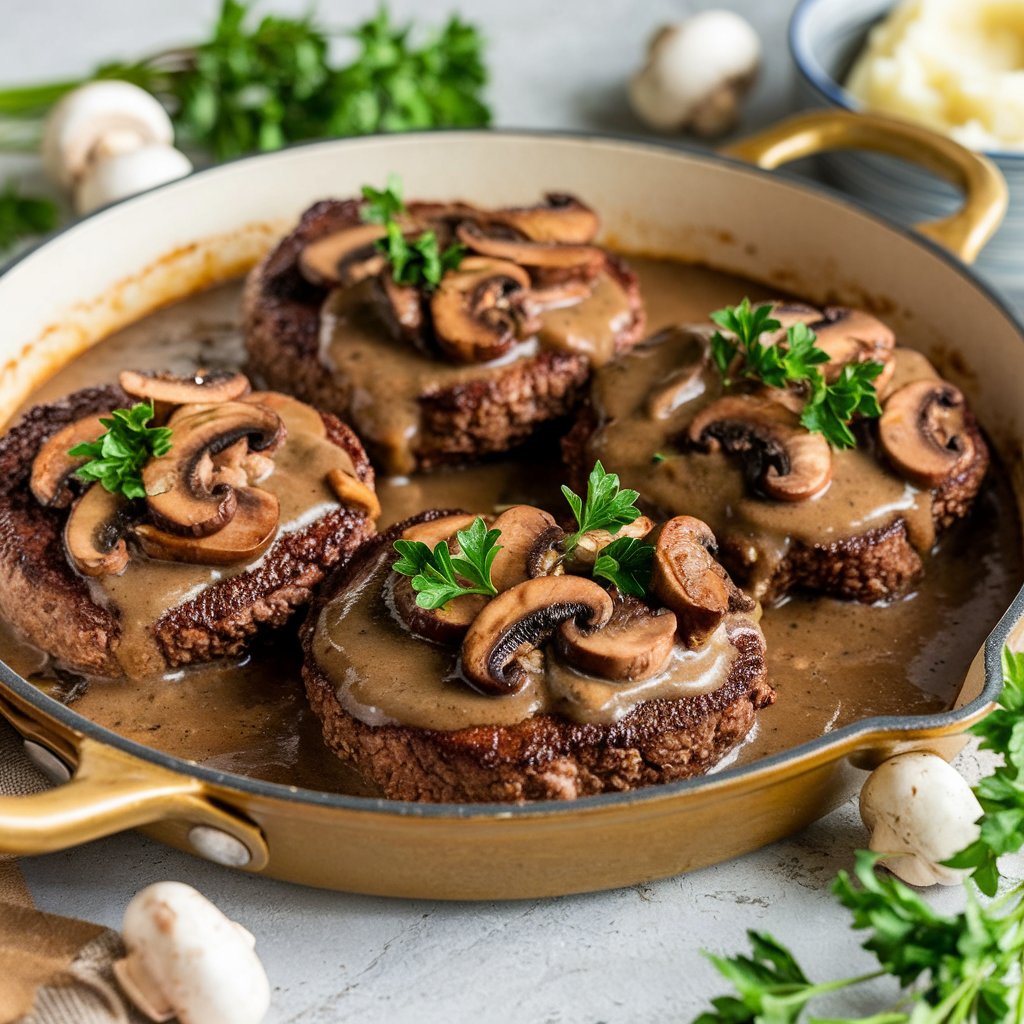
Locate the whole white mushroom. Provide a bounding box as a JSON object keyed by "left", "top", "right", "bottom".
{"left": 41, "top": 80, "right": 192, "bottom": 214}
{"left": 113, "top": 881, "right": 271, "bottom": 1024}
{"left": 859, "top": 751, "right": 983, "bottom": 887}
{"left": 629, "top": 11, "right": 762, "bottom": 137}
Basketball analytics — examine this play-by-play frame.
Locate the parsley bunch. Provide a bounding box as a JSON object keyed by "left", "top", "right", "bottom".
{"left": 0, "top": 179, "right": 56, "bottom": 255}
{"left": 693, "top": 647, "right": 1024, "bottom": 1024}
{"left": 0, "top": 2, "right": 490, "bottom": 162}
{"left": 709, "top": 298, "right": 884, "bottom": 449}
{"left": 392, "top": 516, "right": 500, "bottom": 610}
{"left": 70, "top": 401, "right": 172, "bottom": 500}
{"left": 361, "top": 175, "right": 465, "bottom": 289}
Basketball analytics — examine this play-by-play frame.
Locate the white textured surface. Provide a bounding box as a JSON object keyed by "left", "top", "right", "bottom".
{"left": 0, "top": 2, "right": 1009, "bottom": 1022}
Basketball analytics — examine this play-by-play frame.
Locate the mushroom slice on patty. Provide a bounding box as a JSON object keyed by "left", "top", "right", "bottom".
{"left": 651, "top": 516, "right": 753, "bottom": 649}
{"left": 389, "top": 514, "right": 486, "bottom": 643}
{"left": 687, "top": 394, "right": 833, "bottom": 502}
{"left": 566, "top": 516, "right": 656, "bottom": 571}
{"left": 455, "top": 223, "right": 605, "bottom": 282}
{"left": 142, "top": 401, "right": 284, "bottom": 537}
{"left": 557, "top": 593, "right": 677, "bottom": 681}
{"left": 134, "top": 487, "right": 280, "bottom": 565}
{"left": 373, "top": 271, "right": 425, "bottom": 347}
{"left": 488, "top": 505, "right": 565, "bottom": 592}
{"left": 461, "top": 576, "right": 613, "bottom": 695}
{"left": 879, "top": 380, "right": 977, "bottom": 489}
{"left": 430, "top": 257, "right": 532, "bottom": 364}
{"left": 30, "top": 413, "right": 108, "bottom": 508}
{"left": 811, "top": 307, "right": 896, "bottom": 388}
{"left": 298, "top": 222, "right": 387, "bottom": 287}
{"left": 242, "top": 391, "right": 325, "bottom": 439}
{"left": 119, "top": 370, "right": 251, "bottom": 409}
{"left": 64, "top": 484, "right": 129, "bottom": 576}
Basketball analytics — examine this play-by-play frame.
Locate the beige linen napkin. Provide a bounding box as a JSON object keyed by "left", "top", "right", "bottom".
{"left": 0, "top": 718, "right": 145, "bottom": 1024}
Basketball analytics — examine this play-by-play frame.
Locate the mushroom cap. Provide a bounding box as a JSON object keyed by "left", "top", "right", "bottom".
{"left": 117, "top": 881, "right": 270, "bottom": 1024}
{"left": 687, "top": 394, "right": 833, "bottom": 502}
{"left": 461, "top": 575, "right": 613, "bottom": 695}
{"left": 860, "top": 751, "right": 982, "bottom": 887}
{"left": 74, "top": 142, "right": 192, "bottom": 214}
{"left": 298, "top": 222, "right": 387, "bottom": 287}
{"left": 878, "top": 379, "right": 976, "bottom": 489}
{"left": 456, "top": 223, "right": 604, "bottom": 280}
{"left": 64, "top": 483, "right": 129, "bottom": 577}
{"left": 42, "top": 80, "right": 175, "bottom": 190}
{"left": 429, "top": 256, "right": 532, "bottom": 364}
{"left": 120, "top": 369, "right": 251, "bottom": 407}
{"left": 30, "top": 413, "right": 108, "bottom": 508}
{"left": 488, "top": 505, "right": 563, "bottom": 592}
{"left": 558, "top": 594, "right": 677, "bottom": 681}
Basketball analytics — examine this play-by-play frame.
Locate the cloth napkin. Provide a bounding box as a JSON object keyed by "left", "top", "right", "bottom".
{"left": 0, "top": 718, "right": 145, "bottom": 1024}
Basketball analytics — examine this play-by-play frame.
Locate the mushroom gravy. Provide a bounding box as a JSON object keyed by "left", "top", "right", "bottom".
{"left": 0, "top": 256, "right": 1020, "bottom": 797}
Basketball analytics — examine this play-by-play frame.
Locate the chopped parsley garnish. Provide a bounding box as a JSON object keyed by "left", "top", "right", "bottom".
{"left": 593, "top": 536, "right": 654, "bottom": 597}
{"left": 709, "top": 297, "right": 883, "bottom": 450}
{"left": 361, "top": 174, "right": 405, "bottom": 224}
{"left": 561, "top": 461, "right": 642, "bottom": 558}
{"left": 69, "top": 401, "right": 172, "bottom": 500}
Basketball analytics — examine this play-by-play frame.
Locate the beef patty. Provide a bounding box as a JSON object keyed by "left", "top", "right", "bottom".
{"left": 301, "top": 514, "right": 774, "bottom": 804}
{"left": 0, "top": 384, "right": 376, "bottom": 678}
{"left": 242, "top": 198, "right": 646, "bottom": 473}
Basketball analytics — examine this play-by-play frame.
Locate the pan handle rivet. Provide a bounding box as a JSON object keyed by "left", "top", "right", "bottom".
{"left": 187, "top": 825, "right": 252, "bottom": 868}
{"left": 23, "top": 740, "right": 72, "bottom": 784}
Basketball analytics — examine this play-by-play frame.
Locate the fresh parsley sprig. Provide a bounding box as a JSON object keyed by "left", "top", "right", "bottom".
{"left": 69, "top": 401, "right": 172, "bottom": 500}
{"left": 392, "top": 516, "right": 500, "bottom": 609}
{"left": 0, "top": 179, "right": 57, "bottom": 255}
{"left": 0, "top": 2, "right": 490, "bottom": 162}
{"left": 693, "top": 647, "right": 1024, "bottom": 1024}
{"left": 709, "top": 298, "right": 883, "bottom": 450}
{"left": 561, "top": 461, "right": 642, "bottom": 558}
{"left": 379, "top": 220, "right": 465, "bottom": 289}
{"left": 593, "top": 536, "right": 653, "bottom": 597}
{"left": 361, "top": 175, "right": 405, "bottom": 225}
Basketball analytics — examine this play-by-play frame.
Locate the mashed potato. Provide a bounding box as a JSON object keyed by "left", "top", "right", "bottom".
{"left": 845, "top": 0, "right": 1024, "bottom": 151}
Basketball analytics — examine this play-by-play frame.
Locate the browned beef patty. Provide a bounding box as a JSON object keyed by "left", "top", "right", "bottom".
{"left": 242, "top": 199, "right": 646, "bottom": 472}
{"left": 0, "top": 385, "right": 376, "bottom": 677}
{"left": 563, "top": 404, "right": 989, "bottom": 604}
{"left": 301, "top": 522, "right": 774, "bottom": 804}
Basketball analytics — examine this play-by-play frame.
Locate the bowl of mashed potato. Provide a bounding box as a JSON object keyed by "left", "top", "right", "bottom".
{"left": 790, "top": 0, "right": 1024, "bottom": 304}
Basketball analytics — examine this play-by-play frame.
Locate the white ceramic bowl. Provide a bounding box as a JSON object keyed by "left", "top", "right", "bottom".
{"left": 789, "top": 0, "right": 1024, "bottom": 306}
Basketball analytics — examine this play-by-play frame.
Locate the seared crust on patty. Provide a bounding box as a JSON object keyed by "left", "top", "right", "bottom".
{"left": 301, "top": 520, "right": 774, "bottom": 803}
{"left": 0, "top": 384, "right": 376, "bottom": 677}
{"left": 563, "top": 403, "right": 990, "bottom": 603}
{"left": 242, "top": 199, "right": 646, "bottom": 471}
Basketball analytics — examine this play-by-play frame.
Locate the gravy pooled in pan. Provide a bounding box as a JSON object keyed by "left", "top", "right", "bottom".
{"left": 0, "top": 254, "right": 1020, "bottom": 798}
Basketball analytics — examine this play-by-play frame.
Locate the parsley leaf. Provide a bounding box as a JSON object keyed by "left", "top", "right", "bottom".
{"left": 944, "top": 648, "right": 1024, "bottom": 896}
{"left": 592, "top": 537, "right": 654, "bottom": 597}
{"left": 378, "top": 220, "right": 465, "bottom": 289}
{"left": 561, "top": 461, "right": 642, "bottom": 558}
{"left": 361, "top": 174, "right": 405, "bottom": 224}
{"left": 69, "top": 401, "right": 172, "bottom": 500}
{"left": 392, "top": 515, "right": 500, "bottom": 609}
{"left": 709, "top": 299, "right": 883, "bottom": 450}
{"left": 0, "top": 180, "right": 57, "bottom": 255}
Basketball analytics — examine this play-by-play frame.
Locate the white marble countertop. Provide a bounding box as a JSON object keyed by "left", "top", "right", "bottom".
{"left": 0, "top": 2, "right": 1006, "bottom": 1021}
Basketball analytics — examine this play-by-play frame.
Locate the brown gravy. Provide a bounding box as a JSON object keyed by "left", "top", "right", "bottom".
{"left": 2, "top": 256, "right": 1021, "bottom": 797}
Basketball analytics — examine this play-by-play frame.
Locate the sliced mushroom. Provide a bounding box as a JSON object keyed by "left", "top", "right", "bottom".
{"left": 687, "top": 394, "right": 832, "bottom": 502}
{"left": 879, "top": 380, "right": 976, "bottom": 489}
{"left": 135, "top": 487, "right": 279, "bottom": 565}
{"left": 646, "top": 353, "right": 707, "bottom": 419}
{"left": 372, "top": 271, "right": 425, "bottom": 346}
{"left": 812, "top": 306, "right": 896, "bottom": 388}
{"left": 456, "top": 223, "right": 604, "bottom": 281}
{"left": 430, "top": 257, "right": 532, "bottom": 363}
{"left": 30, "top": 413, "right": 108, "bottom": 508}
{"left": 567, "top": 516, "right": 655, "bottom": 570}
{"left": 142, "top": 402, "right": 284, "bottom": 537}
{"left": 487, "top": 193, "right": 599, "bottom": 244}
{"left": 461, "top": 575, "right": 613, "bottom": 695}
{"left": 243, "top": 392, "right": 325, "bottom": 439}
{"left": 64, "top": 484, "right": 129, "bottom": 576}
{"left": 558, "top": 593, "right": 677, "bottom": 681}
{"left": 389, "top": 514, "right": 487, "bottom": 643}
{"left": 327, "top": 468, "right": 381, "bottom": 519}
{"left": 210, "top": 438, "right": 275, "bottom": 489}
{"left": 488, "top": 505, "right": 564, "bottom": 592}
{"left": 651, "top": 515, "right": 753, "bottom": 648}
{"left": 298, "top": 223, "right": 387, "bottom": 287}
{"left": 119, "top": 369, "right": 251, "bottom": 409}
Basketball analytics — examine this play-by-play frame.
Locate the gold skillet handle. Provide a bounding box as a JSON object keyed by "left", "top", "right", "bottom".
{"left": 0, "top": 733, "right": 268, "bottom": 868}
{"left": 722, "top": 109, "right": 1008, "bottom": 265}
